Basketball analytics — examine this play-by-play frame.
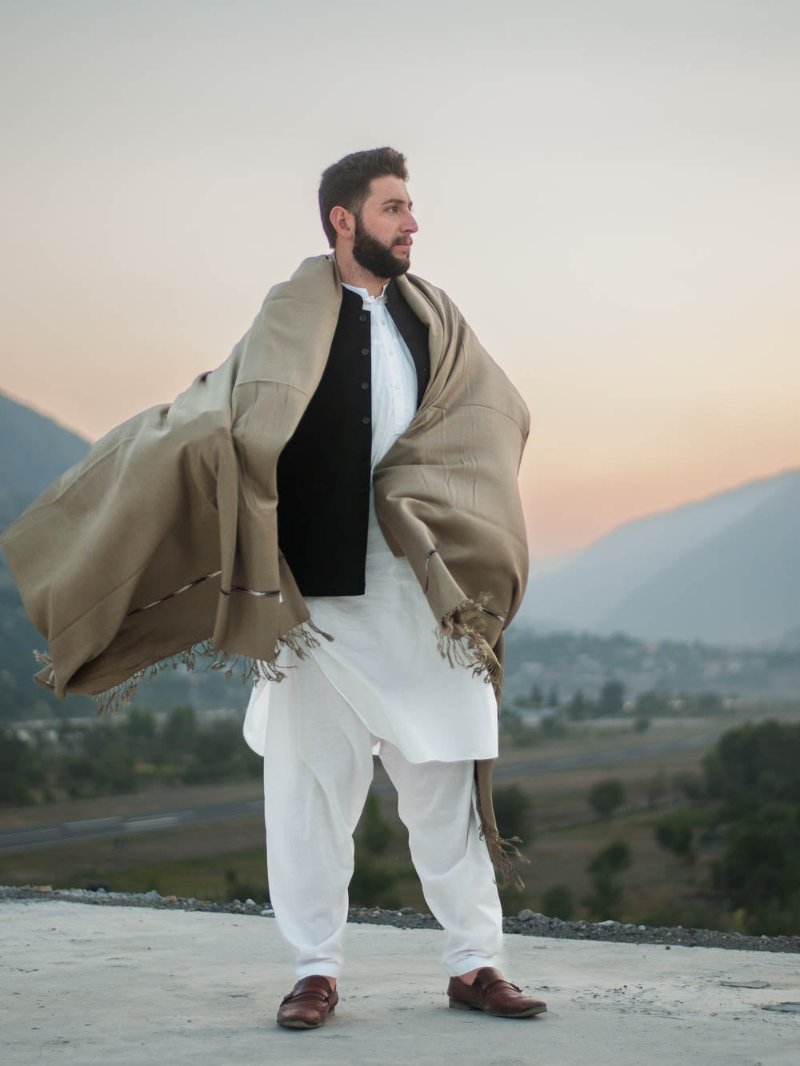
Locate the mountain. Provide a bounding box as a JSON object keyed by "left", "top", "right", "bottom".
{"left": 523, "top": 468, "right": 800, "bottom": 647}
{"left": 0, "top": 394, "right": 93, "bottom": 716}
{"left": 0, "top": 392, "right": 90, "bottom": 532}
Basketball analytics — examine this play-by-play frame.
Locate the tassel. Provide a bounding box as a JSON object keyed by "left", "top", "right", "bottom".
{"left": 436, "top": 595, "right": 503, "bottom": 692}
{"left": 481, "top": 826, "right": 530, "bottom": 892}
{"left": 91, "top": 619, "right": 334, "bottom": 715}
{"left": 473, "top": 760, "right": 529, "bottom": 891}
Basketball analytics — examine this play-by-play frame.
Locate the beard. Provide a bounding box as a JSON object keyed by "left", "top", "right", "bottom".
{"left": 352, "top": 215, "right": 411, "bottom": 279}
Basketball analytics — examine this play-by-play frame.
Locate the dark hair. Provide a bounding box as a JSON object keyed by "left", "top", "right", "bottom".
{"left": 318, "top": 147, "right": 408, "bottom": 247}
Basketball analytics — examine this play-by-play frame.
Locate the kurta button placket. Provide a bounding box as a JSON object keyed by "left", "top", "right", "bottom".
{"left": 275, "top": 279, "right": 428, "bottom": 598}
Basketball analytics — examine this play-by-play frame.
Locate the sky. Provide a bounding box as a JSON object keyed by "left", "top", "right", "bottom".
{"left": 1, "top": 0, "right": 798, "bottom": 563}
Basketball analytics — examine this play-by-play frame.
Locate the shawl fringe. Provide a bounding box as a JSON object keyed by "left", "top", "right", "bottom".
{"left": 436, "top": 594, "right": 503, "bottom": 690}
{"left": 33, "top": 620, "right": 333, "bottom": 716}
{"left": 481, "top": 825, "right": 530, "bottom": 892}
{"left": 473, "top": 760, "right": 530, "bottom": 891}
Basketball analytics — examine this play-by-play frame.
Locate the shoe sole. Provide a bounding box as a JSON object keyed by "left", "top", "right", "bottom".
{"left": 449, "top": 998, "right": 547, "bottom": 1018}
{"left": 277, "top": 1006, "right": 335, "bottom": 1029}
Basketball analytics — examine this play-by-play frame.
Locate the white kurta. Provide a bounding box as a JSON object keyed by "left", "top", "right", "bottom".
{"left": 243, "top": 282, "right": 499, "bottom": 763}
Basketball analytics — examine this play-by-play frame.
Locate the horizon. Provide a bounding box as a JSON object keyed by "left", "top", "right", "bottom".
{"left": 2, "top": 2, "right": 798, "bottom": 561}
{"left": 4, "top": 383, "right": 796, "bottom": 569}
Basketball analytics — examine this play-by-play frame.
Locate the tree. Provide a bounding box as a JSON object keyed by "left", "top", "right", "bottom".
{"left": 358, "top": 791, "right": 392, "bottom": 856}
{"left": 55, "top": 725, "right": 138, "bottom": 797}
{"left": 124, "top": 707, "right": 156, "bottom": 740}
{"left": 635, "top": 689, "right": 668, "bottom": 717}
{"left": 647, "top": 769, "right": 668, "bottom": 809}
{"left": 713, "top": 804, "right": 800, "bottom": 922}
{"left": 695, "top": 692, "right": 724, "bottom": 715}
{"left": 673, "top": 770, "right": 704, "bottom": 801}
{"left": 539, "top": 713, "right": 566, "bottom": 739}
{"left": 703, "top": 720, "right": 800, "bottom": 811}
{"left": 589, "top": 778, "right": 626, "bottom": 819}
{"left": 546, "top": 685, "right": 560, "bottom": 708}
{"left": 654, "top": 812, "right": 695, "bottom": 863}
{"left": 0, "top": 730, "right": 44, "bottom": 804}
{"left": 703, "top": 721, "right": 800, "bottom": 935}
{"left": 187, "top": 720, "right": 240, "bottom": 782}
{"left": 541, "top": 884, "right": 574, "bottom": 921}
{"left": 162, "top": 705, "right": 198, "bottom": 752}
{"left": 350, "top": 791, "right": 409, "bottom": 909}
{"left": 597, "top": 680, "right": 625, "bottom": 717}
{"left": 567, "top": 689, "right": 588, "bottom": 720}
{"left": 588, "top": 840, "right": 632, "bottom": 878}
{"left": 492, "top": 785, "right": 533, "bottom": 842}
{"left": 584, "top": 841, "right": 632, "bottom": 921}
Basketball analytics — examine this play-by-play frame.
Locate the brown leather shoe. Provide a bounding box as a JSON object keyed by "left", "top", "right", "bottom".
{"left": 276, "top": 975, "right": 338, "bottom": 1030}
{"left": 447, "top": 967, "right": 547, "bottom": 1018}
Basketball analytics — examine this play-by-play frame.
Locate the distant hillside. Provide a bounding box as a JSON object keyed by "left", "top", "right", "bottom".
{"left": 0, "top": 392, "right": 90, "bottom": 530}
{"left": 523, "top": 469, "right": 800, "bottom": 647}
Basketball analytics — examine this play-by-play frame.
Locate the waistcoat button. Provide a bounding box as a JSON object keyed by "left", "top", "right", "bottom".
{"left": 361, "top": 416, "right": 371, "bottom": 425}
{"left": 361, "top": 348, "right": 369, "bottom": 356}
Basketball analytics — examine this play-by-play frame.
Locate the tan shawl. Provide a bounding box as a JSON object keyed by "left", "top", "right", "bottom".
{"left": 2, "top": 254, "right": 531, "bottom": 883}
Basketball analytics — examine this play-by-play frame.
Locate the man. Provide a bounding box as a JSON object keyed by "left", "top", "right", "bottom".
{"left": 1, "top": 147, "right": 544, "bottom": 1029}
{"left": 242, "top": 148, "right": 545, "bottom": 1029}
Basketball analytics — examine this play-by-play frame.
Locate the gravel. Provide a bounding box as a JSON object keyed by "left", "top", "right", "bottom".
{"left": 2, "top": 884, "right": 798, "bottom": 954}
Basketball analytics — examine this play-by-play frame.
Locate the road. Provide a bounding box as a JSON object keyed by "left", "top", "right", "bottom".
{"left": 0, "top": 731, "right": 715, "bottom": 853}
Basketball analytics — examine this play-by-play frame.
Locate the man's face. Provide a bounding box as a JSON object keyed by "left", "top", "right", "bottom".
{"left": 351, "top": 174, "right": 418, "bottom": 279}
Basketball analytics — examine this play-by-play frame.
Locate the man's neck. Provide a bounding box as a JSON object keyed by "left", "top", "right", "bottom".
{"left": 334, "top": 248, "right": 389, "bottom": 298}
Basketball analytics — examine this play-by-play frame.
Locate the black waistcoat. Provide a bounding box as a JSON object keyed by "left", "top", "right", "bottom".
{"left": 276, "top": 280, "right": 430, "bottom": 596}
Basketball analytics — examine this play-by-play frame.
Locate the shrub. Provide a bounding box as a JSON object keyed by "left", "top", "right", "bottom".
{"left": 541, "top": 884, "right": 574, "bottom": 921}
{"left": 588, "top": 778, "right": 626, "bottom": 818}
{"left": 492, "top": 785, "right": 533, "bottom": 842}
{"left": 654, "top": 812, "right": 695, "bottom": 862}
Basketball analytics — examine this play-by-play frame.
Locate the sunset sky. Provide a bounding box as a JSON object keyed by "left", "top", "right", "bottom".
{"left": 1, "top": 1, "right": 797, "bottom": 563}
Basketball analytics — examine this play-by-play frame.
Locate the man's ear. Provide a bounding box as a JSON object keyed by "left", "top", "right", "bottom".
{"left": 329, "top": 206, "right": 355, "bottom": 242}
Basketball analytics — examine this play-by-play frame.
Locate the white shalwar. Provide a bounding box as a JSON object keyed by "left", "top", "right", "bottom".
{"left": 243, "top": 281, "right": 503, "bottom": 978}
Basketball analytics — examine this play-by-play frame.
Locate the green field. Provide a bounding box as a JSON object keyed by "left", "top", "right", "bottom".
{"left": 2, "top": 701, "right": 798, "bottom": 931}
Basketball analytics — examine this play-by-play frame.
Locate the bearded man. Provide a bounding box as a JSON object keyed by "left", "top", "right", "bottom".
{"left": 1, "top": 147, "right": 545, "bottom": 1029}
{"left": 243, "top": 147, "right": 544, "bottom": 1028}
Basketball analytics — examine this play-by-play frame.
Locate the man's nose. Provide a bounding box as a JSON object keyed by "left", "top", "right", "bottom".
{"left": 403, "top": 212, "right": 419, "bottom": 233}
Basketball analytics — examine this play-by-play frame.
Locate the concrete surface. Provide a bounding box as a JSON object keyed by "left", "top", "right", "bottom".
{"left": 2, "top": 899, "right": 799, "bottom": 1065}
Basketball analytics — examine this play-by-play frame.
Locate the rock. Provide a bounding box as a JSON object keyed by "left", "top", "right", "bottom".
{"left": 517, "top": 909, "right": 534, "bottom": 921}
